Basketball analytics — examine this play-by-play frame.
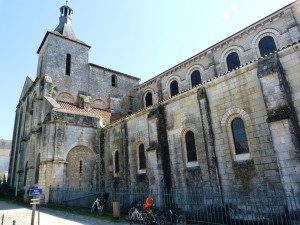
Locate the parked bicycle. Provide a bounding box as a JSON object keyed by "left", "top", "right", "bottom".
{"left": 129, "top": 198, "right": 166, "bottom": 225}
{"left": 128, "top": 200, "right": 146, "bottom": 224}
{"left": 91, "top": 192, "right": 109, "bottom": 215}
{"left": 161, "top": 208, "right": 186, "bottom": 225}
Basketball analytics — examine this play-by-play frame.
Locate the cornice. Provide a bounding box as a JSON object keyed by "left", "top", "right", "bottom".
{"left": 108, "top": 39, "right": 300, "bottom": 128}
{"left": 138, "top": 1, "right": 296, "bottom": 88}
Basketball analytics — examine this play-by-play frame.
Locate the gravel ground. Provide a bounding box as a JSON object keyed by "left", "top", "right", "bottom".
{"left": 0, "top": 200, "right": 128, "bottom": 225}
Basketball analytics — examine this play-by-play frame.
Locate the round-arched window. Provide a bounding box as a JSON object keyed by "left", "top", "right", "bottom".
{"left": 259, "top": 36, "right": 276, "bottom": 56}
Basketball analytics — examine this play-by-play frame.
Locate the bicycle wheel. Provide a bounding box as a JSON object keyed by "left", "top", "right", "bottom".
{"left": 129, "top": 208, "right": 139, "bottom": 225}
{"left": 176, "top": 215, "right": 186, "bottom": 225}
{"left": 91, "top": 202, "right": 96, "bottom": 213}
{"left": 98, "top": 205, "right": 104, "bottom": 215}
{"left": 163, "top": 213, "right": 172, "bottom": 225}
{"left": 156, "top": 214, "right": 167, "bottom": 225}
{"left": 145, "top": 213, "right": 160, "bottom": 225}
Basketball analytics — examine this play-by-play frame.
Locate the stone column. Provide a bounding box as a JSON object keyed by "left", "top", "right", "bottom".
{"left": 257, "top": 54, "right": 300, "bottom": 195}
{"left": 197, "top": 88, "right": 220, "bottom": 188}
{"left": 146, "top": 112, "right": 164, "bottom": 192}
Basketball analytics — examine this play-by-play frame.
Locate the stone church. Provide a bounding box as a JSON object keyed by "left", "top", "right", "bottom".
{"left": 8, "top": 1, "right": 300, "bottom": 203}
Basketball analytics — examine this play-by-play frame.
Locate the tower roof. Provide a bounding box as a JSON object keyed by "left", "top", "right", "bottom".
{"left": 54, "top": 4, "right": 76, "bottom": 39}
{"left": 37, "top": 3, "right": 90, "bottom": 53}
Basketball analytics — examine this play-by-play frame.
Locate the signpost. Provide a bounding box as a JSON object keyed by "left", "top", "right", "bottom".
{"left": 29, "top": 188, "right": 42, "bottom": 225}
{"left": 29, "top": 188, "right": 43, "bottom": 197}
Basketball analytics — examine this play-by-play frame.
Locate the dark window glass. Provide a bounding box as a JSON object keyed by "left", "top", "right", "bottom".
{"left": 129, "top": 96, "right": 133, "bottom": 114}
{"left": 191, "top": 70, "right": 201, "bottom": 87}
{"left": 115, "top": 151, "right": 119, "bottom": 174}
{"left": 139, "top": 144, "right": 146, "bottom": 170}
{"left": 259, "top": 36, "right": 277, "bottom": 56}
{"left": 66, "top": 54, "right": 71, "bottom": 76}
{"left": 170, "top": 80, "right": 179, "bottom": 97}
{"left": 35, "top": 154, "right": 40, "bottom": 184}
{"left": 79, "top": 160, "right": 83, "bottom": 174}
{"left": 145, "top": 92, "right": 153, "bottom": 107}
{"left": 185, "top": 131, "right": 197, "bottom": 162}
{"left": 112, "top": 75, "right": 117, "bottom": 87}
{"left": 24, "top": 162, "right": 28, "bottom": 186}
{"left": 226, "top": 52, "right": 241, "bottom": 71}
{"left": 231, "top": 118, "right": 249, "bottom": 155}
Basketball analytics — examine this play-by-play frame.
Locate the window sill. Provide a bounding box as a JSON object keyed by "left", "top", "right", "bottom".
{"left": 233, "top": 159, "right": 254, "bottom": 169}
{"left": 138, "top": 169, "right": 146, "bottom": 175}
{"left": 186, "top": 161, "right": 199, "bottom": 168}
{"left": 235, "top": 153, "right": 250, "bottom": 161}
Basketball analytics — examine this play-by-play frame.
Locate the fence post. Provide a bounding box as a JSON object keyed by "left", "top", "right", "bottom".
{"left": 1, "top": 214, "right": 4, "bottom": 225}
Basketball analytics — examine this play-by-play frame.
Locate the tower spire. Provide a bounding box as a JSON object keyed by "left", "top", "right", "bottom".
{"left": 54, "top": 2, "right": 76, "bottom": 39}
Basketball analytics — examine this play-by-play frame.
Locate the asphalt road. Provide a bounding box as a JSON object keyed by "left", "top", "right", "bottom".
{"left": 0, "top": 200, "right": 128, "bottom": 225}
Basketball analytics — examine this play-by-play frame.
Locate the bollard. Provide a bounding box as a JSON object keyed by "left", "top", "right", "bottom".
{"left": 12, "top": 220, "right": 16, "bottom": 225}
{"left": 1, "top": 214, "right": 4, "bottom": 225}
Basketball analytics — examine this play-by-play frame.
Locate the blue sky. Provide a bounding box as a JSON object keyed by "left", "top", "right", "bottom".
{"left": 0, "top": 0, "right": 295, "bottom": 140}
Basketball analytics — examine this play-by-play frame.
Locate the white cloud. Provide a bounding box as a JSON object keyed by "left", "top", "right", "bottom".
{"left": 223, "top": 12, "right": 230, "bottom": 20}
{"left": 231, "top": 3, "right": 239, "bottom": 11}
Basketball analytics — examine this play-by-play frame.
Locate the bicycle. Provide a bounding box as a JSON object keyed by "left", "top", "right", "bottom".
{"left": 91, "top": 193, "right": 109, "bottom": 215}
{"left": 129, "top": 201, "right": 146, "bottom": 224}
{"left": 162, "top": 208, "right": 186, "bottom": 225}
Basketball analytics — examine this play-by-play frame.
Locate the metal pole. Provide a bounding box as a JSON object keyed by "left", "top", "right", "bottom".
{"left": 38, "top": 207, "right": 40, "bottom": 225}
{"left": 31, "top": 203, "right": 36, "bottom": 225}
{"left": 1, "top": 214, "right": 4, "bottom": 225}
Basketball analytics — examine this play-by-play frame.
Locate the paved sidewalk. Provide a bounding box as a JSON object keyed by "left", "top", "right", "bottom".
{"left": 0, "top": 200, "right": 128, "bottom": 225}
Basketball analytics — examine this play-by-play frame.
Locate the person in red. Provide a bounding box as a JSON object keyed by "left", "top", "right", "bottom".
{"left": 143, "top": 197, "right": 154, "bottom": 212}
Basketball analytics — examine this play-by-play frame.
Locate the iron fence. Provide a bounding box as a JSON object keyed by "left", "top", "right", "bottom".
{"left": 49, "top": 183, "right": 300, "bottom": 225}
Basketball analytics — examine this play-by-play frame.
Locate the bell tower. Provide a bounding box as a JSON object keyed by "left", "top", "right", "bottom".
{"left": 54, "top": 1, "right": 76, "bottom": 39}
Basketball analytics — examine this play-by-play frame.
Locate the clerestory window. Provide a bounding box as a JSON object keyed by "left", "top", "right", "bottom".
{"left": 170, "top": 80, "right": 179, "bottom": 97}
{"left": 191, "top": 70, "right": 201, "bottom": 88}
{"left": 259, "top": 36, "right": 277, "bottom": 56}
{"left": 145, "top": 92, "right": 153, "bottom": 107}
{"left": 226, "top": 52, "right": 241, "bottom": 71}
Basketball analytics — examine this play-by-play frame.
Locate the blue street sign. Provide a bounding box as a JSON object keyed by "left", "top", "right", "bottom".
{"left": 29, "top": 188, "right": 43, "bottom": 196}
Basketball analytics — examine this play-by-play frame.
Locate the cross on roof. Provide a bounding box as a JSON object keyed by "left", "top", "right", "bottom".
{"left": 66, "top": 0, "right": 68, "bottom": 5}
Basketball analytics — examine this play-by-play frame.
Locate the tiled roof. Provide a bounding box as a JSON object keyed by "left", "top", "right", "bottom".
{"left": 57, "top": 101, "right": 126, "bottom": 125}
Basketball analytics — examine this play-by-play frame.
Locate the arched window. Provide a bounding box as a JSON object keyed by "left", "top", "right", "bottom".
{"left": 66, "top": 54, "right": 71, "bottom": 76}
{"left": 170, "top": 80, "right": 179, "bottom": 97}
{"left": 139, "top": 144, "right": 146, "bottom": 170}
{"left": 112, "top": 75, "right": 117, "bottom": 87}
{"left": 79, "top": 160, "right": 83, "bottom": 174}
{"left": 259, "top": 36, "right": 277, "bottom": 56}
{"left": 145, "top": 92, "right": 153, "bottom": 107}
{"left": 35, "top": 154, "right": 40, "bottom": 184}
{"left": 185, "top": 131, "right": 197, "bottom": 162}
{"left": 231, "top": 118, "right": 249, "bottom": 155}
{"left": 114, "top": 151, "right": 119, "bottom": 174}
{"left": 191, "top": 70, "right": 201, "bottom": 87}
{"left": 226, "top": 52, "right": 241, "bottom": 71}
